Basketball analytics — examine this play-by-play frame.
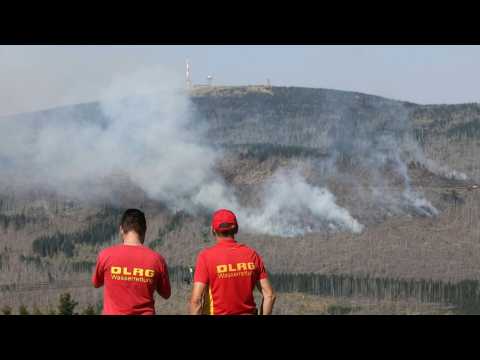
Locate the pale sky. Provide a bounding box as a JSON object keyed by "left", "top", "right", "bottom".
{"left": 1, "top": 45, "right": 479, "bottom": 116}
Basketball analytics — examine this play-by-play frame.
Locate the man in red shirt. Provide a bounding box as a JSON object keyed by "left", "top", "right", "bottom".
{"left": 190, "top": 209, "right": 276, "bottom": 315}
{"left": 92, "top": 209, "right": 171, "bottom": 315}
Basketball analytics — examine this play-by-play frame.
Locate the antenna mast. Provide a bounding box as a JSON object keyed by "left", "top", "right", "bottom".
{"left": 186, "top": 59, "right": 192, "bottom": 89}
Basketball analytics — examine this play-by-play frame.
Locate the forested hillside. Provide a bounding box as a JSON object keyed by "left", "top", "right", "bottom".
{"left": 1, "top": 86, "right": 480, "bottom": 313}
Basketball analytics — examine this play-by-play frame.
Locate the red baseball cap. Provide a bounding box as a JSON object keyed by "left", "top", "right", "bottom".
{"left": 211, "top": 209, "right": 238, "bottom": 233}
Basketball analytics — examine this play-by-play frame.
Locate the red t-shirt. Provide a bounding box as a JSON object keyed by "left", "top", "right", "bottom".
{"left": 92, "top": 244, "right": 171, "bottom": 315}
{"left": 193, "top": 239, "right": 268, "bottom": 315}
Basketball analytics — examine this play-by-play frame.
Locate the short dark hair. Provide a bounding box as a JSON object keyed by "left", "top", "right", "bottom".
{"left": 212, "top": 224, "right": 238, "bottom": 238}
{"left": 215, "top": 229, "right": 236, "bottom": 237}
{"left": 120, "top": 209, "right": 147, "bottom": 242}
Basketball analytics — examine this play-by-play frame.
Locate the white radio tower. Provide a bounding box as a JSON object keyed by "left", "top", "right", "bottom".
{"left": 186, "top": 59, "right": 192, "bottom": 89}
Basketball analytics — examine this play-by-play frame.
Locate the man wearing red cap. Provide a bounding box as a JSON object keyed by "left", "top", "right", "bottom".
{"left": 189, "top": 209, "right": 276, "bottom": 315}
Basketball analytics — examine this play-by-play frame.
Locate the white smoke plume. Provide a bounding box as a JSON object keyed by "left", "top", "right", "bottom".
{"left": 239, "top": 168, "right": 364, "bottom": 236}
{"left": 0, "top": 66, "right": 223, "bottom": 208}
{"left": 390, "top": 140, "right": 439, "bottom": 217}
{"left": 323, "top": 103, "right": 444, "bottom": 219}
{"left": 97, "top": 67, "right": 229, "bottom": 209}
{"left": 402, "top": 136, "right": 468, "bottom": 181}
{"left": 0, "top": 65, "right": 362, "bottom": 237}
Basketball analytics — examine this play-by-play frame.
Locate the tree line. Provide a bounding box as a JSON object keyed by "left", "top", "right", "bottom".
{"left": 0, "top": 213, "right": 48, "bottom": 231}
{"left": 1, "top": 292, "right": 100, "bottom": 315}
{"left": 7, "top": 264, "right": 478, "bottom": 311}
{"left": 32, "top": 207, "right": 122, "bottom": 258}
{"left": 222, "top": 143, "right": 329, "bottom": 161}
{"left": 268, "top": 272, "right": 480, "bottom": 311}
{"left": 446, "top": 120, "right": 480, "bottom": 140}
{"left": 4, "top": 269, "right": 480, "bottom": 314}
{"left": 166, "top": 266, "right": 480, "bottom": 311}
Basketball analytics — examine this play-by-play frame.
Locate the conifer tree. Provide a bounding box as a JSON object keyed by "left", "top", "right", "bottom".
{"left": 57, "top": 293, "right": 78, "bottom": 315}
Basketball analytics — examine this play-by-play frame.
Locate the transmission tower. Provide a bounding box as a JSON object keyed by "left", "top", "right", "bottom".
{"left": 186, "top": 59, "right": 192, "bottom": 89}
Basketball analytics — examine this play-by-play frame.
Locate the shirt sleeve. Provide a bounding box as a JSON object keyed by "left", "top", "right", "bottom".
{"left": 193, "top": 252, "right": 209, "bottom": 284}
{"left": 156, "top": 257, "right": 171, "bottom": 299}
{"left": 255, "top": 252, "right": 268, "bottom": 280}
{"left": 92, "top": 252, "right": 105, "bottom": 288}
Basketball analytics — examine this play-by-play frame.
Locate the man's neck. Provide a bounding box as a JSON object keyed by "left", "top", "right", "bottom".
{"left": 216, "top": 236, "right": 235, "bottom": 243}
{"left": 122, "top": 233, "right": 143, "bottom": 246}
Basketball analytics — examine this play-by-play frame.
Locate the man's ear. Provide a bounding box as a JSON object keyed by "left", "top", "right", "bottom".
{"left": 118, "top": 226, "right": 124, "bottom": 243}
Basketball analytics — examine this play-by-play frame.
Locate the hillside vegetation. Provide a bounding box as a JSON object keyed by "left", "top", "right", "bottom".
{"left": 1, "top": 86, "right": 480, "bottom": 313}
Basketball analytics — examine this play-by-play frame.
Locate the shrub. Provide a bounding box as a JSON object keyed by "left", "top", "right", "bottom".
{"left": 1, "top": 305, "right": 12, "bottom": 315}
{"left": 18, "top": 305, "right": 30, "bottom": 315}
{"left": 326, "top": 304, "right": 353, "bottom": 315}
{"left": 81, "top": 304, "right": 97, "bottom": 315}
{"left": 32, "top": 305, "right": 43, "bottom": 315}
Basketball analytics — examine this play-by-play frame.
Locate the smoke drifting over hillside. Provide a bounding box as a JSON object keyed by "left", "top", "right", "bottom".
{"left": 0, "top": 66, "right": 362, "bottom": 236}
{"left": 241, "top": 168, "right": 364, "bottom": 236}
{"left": 1, "top": 65, "right": 468, "bottom": 236}
{"left": 320, "top": 98, "right": 459, "bottom": 219}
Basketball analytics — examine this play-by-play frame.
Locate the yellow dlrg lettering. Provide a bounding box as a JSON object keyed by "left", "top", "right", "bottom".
{"left": 228, "top": 264, "right": 237, "bottom": 272}
{"left": 133, "top": 268, "right": 144, "bottom": 277}
{"left": 123, "top": 267, "right": 132, "bottom": 276}
{"left": 111, "top": 267, "right": 121, "bottom": 275}
{"left": 144, "top": 269, "right": 155, "bottom": 278}
{"left": 217, "top": 265, "right": 228, "bottom": 273}
{"left": 247, "top": 262, "right": 255, "bottom": 270}
{"left": 237, "top": 263, "right": 247, "bottom": 271}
